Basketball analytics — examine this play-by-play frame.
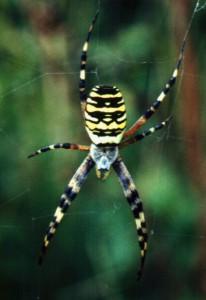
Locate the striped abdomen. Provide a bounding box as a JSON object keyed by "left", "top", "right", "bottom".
{"left": 84, "top": 85, "right": 127, "bottom": 145}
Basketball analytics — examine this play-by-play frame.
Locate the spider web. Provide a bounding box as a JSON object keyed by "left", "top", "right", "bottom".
{"left": 0, "top": 0, "right": 205, "bottom": 299}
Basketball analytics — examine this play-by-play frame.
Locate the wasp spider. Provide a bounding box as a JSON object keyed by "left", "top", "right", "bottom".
{"left": 29, "top": 11, "right": 187, "bottom": 279}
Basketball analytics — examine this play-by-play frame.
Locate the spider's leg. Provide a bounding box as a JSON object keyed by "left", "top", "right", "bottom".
{"left": 28, "top": 143, "right": 90, "bottom": 158}
{"left": 79, "top": 10, "right": 99, "bottom": 113}
{"left": 124, "top": 28, "right": 188, "bottom": 138}
{"left": 120, "top": 116, "right": 171, "bottom": 148}
{"left": 38, "top": 154, "right": 94, "bottom": 264}
{"left": 113, "top": 157, "right": 148, "bottom": 280}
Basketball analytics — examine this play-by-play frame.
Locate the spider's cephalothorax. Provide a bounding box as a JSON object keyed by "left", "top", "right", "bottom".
{"left": 90, "top": 143, "right": 118, "bottom": 180}
{"left": 85, "top": 85, "right": 127, "bottom": 146}
{"left": 29, "top": 10, "right": 190, "bottom": 280}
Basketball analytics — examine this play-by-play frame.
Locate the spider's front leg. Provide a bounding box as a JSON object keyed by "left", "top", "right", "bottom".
{"left": 38, "top": 154, "right": 94, "bottom": 264}
{"left": 123, "top": 26, "right": 188, "bottom": 138}
{"left": 113, "top": 157, "right": 148, "bottom": 279}
{"left": 79, "top": 10, "right": 99, "bottom": 113}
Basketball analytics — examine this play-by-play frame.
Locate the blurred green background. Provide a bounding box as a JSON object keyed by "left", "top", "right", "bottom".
{"left": 0, "top": 0, "right": 205, "bottom": 299}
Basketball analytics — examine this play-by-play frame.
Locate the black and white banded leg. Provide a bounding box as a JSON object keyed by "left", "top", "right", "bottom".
{"left": 38, "top": 154, "right": 94, "bottom": 264}
{"left": 121, "top": 116, "right": 172, "bottom": 147}
{"left": 79, "top": 10, "right": 99, "bottom": 112}
{"left": 124, "top": 28, "right": 187, "bottom": 138}
{"left": 113, "top": 157, "right": 148, "bottom": 279}
{"left": 28, "top": 143, "right": 90, "bottom": 158}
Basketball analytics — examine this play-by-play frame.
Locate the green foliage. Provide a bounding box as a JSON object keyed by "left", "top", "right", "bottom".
{"left": 0, "top": 1, "right": 204, "bottom": 300}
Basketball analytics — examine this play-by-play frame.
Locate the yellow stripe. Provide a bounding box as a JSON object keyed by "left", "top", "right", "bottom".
{"left": 54, "top": 207, "right": 64, "bottom": 223}
{"left": 117, "top": 115, "right": 127, "bottom": 122}
{"left": 173, "top": 68, "right": 178, "bottom": 77}
{"left": 135, "top": 218, "right": 141, "bottom": 230}
{"left": 50, "top": 227, "right": 56, "bottom": 234}
{"left": 83, "top": 41, "right": 88, "bottom": 52}
{"left": 85, "top": 121, "right": 96, "bottom": 130}
{"left": 84, "top": 111, "right": 98, "bottom": 122}
{"left": 116, "top": 121, "right": 126, "bottom": 129}
{"left": 157, "top": 91, "right": 165, "bottom": 102}
{"left": 44, "top": 240, "right": 49, "bottom": 247}
{"left": 139, "top": 212, "right": 145, "bottom": 222}
{"left": 86, "top": 128, "right": 124, "bottom": 145}
{"left": 80, "top": 70, "right": 85, "bottom": 80}
{"left": 86, "top": 104, "right": 126, "bottom": 113}
{"left": 90, "top": 92, "right": 122, "bottom": 98}
{"left": 86, "top": 97, "right": 98, "bottom": 104}
{"left": 86, "top": 120, "right": 126, "bottom": 130}
{"left": 103, "top": 117, "right": 112, "bottom": 122}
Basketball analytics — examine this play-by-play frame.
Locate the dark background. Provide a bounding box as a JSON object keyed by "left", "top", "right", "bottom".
{"left": 0, "top": 0, "right": 205, "bottom": 299}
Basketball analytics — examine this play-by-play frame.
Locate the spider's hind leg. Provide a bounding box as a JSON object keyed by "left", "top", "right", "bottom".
{"left": 113, "top": 157, "right": 148, "bottom": 279}
{"left": 38, "top": 154, "right": 94, "bottom": 264}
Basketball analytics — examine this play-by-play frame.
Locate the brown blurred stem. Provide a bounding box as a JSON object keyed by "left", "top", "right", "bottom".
{"left": 171, "top": 0, "right": 206, "bottom": 296}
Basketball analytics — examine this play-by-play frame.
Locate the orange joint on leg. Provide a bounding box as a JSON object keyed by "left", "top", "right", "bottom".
{"left": 124, "top": 117, "right": 146, "bottom": 137}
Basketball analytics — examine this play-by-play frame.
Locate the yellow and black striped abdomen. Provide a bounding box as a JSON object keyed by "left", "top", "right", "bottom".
{"left": 84, "top": 85, "right": 127, "bottom": 145}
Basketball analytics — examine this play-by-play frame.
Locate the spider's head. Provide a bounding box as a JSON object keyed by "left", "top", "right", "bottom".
{"left": 90, "top": 144, "right": 119, "bottom": 180}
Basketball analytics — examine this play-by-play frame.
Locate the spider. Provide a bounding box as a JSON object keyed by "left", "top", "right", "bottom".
{"left": 28, "top": 11, "right": 187, "bottom": 279}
